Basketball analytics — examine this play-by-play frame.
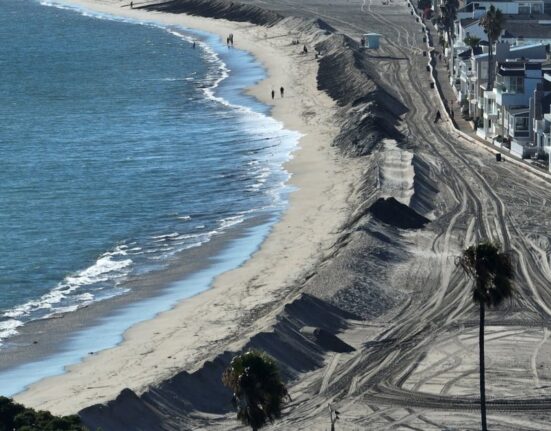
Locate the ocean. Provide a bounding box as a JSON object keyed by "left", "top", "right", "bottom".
{"left": 0, "top": 0, "right": 297, "bottom": 392}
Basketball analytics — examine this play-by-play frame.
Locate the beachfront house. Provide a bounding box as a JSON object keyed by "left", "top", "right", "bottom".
{"left": 532, "top": 73, "right": 551, "bottom": 166}
{"left": 460, "top": 0, "right": 546, "bottom": 16}
{"left": 501, "top": 19, "right": 551, "bottom": 47}
{"left": 481, "top": 59, "right": 551, "bottom": 158}
{"left": 456, "top": 45, "right": 486, "bottom": 117}
{"left": 455, "top": 42, "right": 546, "bottom": 122}
{"left": 449, "top": 1, "right": 549, "bottom": 89}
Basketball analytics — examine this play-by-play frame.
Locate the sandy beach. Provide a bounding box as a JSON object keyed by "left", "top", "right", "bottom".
{"left": 11, "top": 0, "right": 551, "bottom": 429}
{"left": 15, "top": 0, "right": 362, "bottom": 415}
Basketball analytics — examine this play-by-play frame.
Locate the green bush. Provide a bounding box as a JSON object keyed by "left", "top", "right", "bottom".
{"left": 222, "top": 350, "right": 289, "bottom": 431}
{"left": 0, "top": 397, "right": 87, "bottom": 431}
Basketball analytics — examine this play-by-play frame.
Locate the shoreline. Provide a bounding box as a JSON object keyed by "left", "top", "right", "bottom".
{"left": 15, "top": 0, "right": 362, "bottom": 415}
{"left": 0, "top": 2, "right": 293, "bottom": 389}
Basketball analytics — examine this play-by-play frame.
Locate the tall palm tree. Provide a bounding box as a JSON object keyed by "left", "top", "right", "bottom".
{"left": 222, "top": 350, "right": 289, "bottom": 431}
{"left": 480, "top": 5, "right": 506, "bottom": 91}
{"left": 457, "top": 242, "right": 514, "bottom": 431}
{"left": 439, "top": 0, "right": 459, "bottom": 74}
{"left": 439, "top": 0, "right": 459, "bottom": 44}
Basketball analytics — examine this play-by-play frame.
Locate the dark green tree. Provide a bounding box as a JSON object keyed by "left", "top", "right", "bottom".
{"left": 480, "top": 5, "right": 506, "bottom": 90}
{"left": 0, "top": 396, "right": 86, "bottom": 431}
{"left": 222, "top": 350, "right": 289, "bottom": 431}
{"left": 457, "top": 242, "right": 514, "bottom": 431}
{"left": 463, "top": 35, "right": 481, "bottom": 57}
{"left": 439, "top": 0, "right": 459, "bottom": 43}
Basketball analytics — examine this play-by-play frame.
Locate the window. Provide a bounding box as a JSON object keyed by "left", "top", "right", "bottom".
{"left": 519, "top": 4, "right": 531, "bottom": 14}
{"left": 508, "top": 76, "right": 524, "bottom": 94}
{"left": 515, "top": 116, "right": 529, "bottom": 131}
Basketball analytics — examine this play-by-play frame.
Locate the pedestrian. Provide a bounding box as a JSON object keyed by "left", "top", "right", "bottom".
{"left": 271, "top": 90, "right": 275, "bottom": 100}
{"left": 130, "top": 1, "right": 133, "bottom": 8}
{"left": 434, "top": 110, "right": 441, "bottom": 123}
{"left": 303, "top": 45, "right": 308, "bottom": 54}
{"left": 192, "top": 40, "right": 196, "bottom": 49}
{"left": 280, "top": 86, "right": 284, "bottom": 97}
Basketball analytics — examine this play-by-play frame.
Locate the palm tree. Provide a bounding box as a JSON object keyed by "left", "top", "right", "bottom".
{"left": 457, "top": 242, "right": 514, "bottom": 431}
{"left": 439, "top": 0, "right": 459, "bottom": 44}
{"left": 439, "top": 0, "right": 459, "bottom": 74}
{"left": 463, "top": 35, "right": 481, "bottom": 57}
{"left": 480, "top": 5, "right": 506, "bottom": 90}
{"left": 222, "top": 350, "right": 289, "bottom": 431}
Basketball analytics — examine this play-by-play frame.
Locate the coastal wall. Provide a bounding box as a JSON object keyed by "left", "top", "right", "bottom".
{"left": 142, "top": 0, "right": 282, "bottom": 25}
{"left": 79, "top": 294, "right": 356, "bottom": 430}
{"left": 316, "top": 34, "right": 407, "bottom": 156}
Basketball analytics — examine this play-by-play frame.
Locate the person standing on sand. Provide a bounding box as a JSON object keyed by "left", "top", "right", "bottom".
{"left": 434, "top": 110, "right": 441, "bottom": 123}
{"left": 271, "top": 90, "right": 275, "bottom": 100}
{"left": 130, "top": 1, "right": 133, "bottom": 8}
{"left": 280, "top": 86, "right": 284, "bottom": 97}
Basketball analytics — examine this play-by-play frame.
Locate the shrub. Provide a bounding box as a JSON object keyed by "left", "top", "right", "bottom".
{"left": 0, "top": 397, "right": 87, "bottom": 431}
{"left": 222, "top": 350, "right": 289, "bottom": 431}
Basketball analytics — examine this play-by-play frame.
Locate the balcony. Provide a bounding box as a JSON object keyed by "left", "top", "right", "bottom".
{"left": 510, "top": 129, "right": 530, "bottom": 139}
{"left": 484, "top": 110, "right": 498, "bottom": 119}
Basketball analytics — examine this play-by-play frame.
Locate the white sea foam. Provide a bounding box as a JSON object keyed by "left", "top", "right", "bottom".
{"left": 219, "top": 215, "right": 245, "bottom": 229}
{"left": 151, "top": 232, "right": 180, "bottom": 242}
{"left": 3, "top": 249, "right": 132, "bottom": 321}
{"left": 0, "top": 320, "right": 24, "bottom": 344}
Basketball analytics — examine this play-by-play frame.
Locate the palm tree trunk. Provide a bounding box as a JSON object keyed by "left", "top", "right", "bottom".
{"left": 480, "top": 303, "right": 488, "bottom": 431}
{"left": 487, "top": 41, "right": 493, "bottom": 91}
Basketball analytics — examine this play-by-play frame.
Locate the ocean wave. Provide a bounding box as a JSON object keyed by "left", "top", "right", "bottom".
{"left": 151, "top": 232, "right": 180, "bottom": 241}
{"left": 2, "top": 248, "right": 132, "bottom": 323}
{"left": 219, "top": 214, "right": 245, "bottom": 229}
{"left": 0, "top": 320, "right": 24, "bottom": 344}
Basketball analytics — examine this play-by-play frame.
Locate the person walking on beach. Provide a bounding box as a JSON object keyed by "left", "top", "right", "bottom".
{"left": 271, "top": 90, "right": 275, "bottom": 100}
{"left": 434, "top": 110, "right": 441, "bottom": 123}
{"left": 280, "top": 86, "right": 284, "bottom": 97}
{"left": 130, "top": 1, "right": 133, "bottom": 8}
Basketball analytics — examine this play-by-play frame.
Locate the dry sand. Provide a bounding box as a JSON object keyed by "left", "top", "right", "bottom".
{"left": 14, "top": 0, "right": 363, "bottom": 415}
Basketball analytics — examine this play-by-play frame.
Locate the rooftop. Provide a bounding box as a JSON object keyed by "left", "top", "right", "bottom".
{"left": 502, "top": 21, "right": 551, "bottom": 39}
{"left": 458, "top": 46, "right": 483, "bottom": 59}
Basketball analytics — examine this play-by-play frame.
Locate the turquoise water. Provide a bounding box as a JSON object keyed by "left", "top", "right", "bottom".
{"left": 0, "top": 0, "right": 296, "bottom": 347}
